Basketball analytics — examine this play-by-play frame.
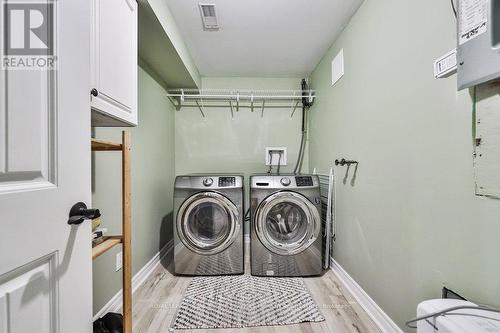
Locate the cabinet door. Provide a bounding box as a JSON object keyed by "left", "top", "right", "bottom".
{"left": 91, "top": 0, "right": 137, "bottom": 126}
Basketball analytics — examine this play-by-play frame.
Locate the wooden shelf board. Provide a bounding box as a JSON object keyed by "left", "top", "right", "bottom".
{"left": 91, "top": 138, "right": 123, "bottom": 151}
{"left": 92, "top": 236, "right": 122, "bottom": 259}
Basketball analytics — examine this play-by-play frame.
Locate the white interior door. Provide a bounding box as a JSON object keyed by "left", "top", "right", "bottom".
{"left": 0, "top": 0, "right": 92, "bottom": 332}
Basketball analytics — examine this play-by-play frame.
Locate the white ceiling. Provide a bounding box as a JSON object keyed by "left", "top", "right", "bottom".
{"left": 165, "top": 0, "right": 364, "bottom": 78}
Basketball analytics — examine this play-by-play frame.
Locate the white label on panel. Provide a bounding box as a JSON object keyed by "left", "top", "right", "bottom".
{"left": 459, "top": 0, "right": 488, "bottom": 45}
{"left": 331, "top": 49, "right": 344, "bottom": 86}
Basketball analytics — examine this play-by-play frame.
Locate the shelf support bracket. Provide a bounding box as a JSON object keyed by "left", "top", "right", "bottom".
{"left": 195, "top": 100, "right": 206, "bottom": 118}
{"left": 176, "top": 89, "right": 186, "bottom": 111}
{"left": 251, "top": 93, "right": 254, "bottom": 112}
{"left": 229, "top": 100, "right": 234, "bottom": 119}
{"left": 261, "top": 100, "right": 265, "bottom": 118}
{"left": 236, "top": 92, "right": 240, "bottom": 112}
{"left": 166, "top": 95, "right": 182, "bottom": 111}
{"left": 290, "top": 100, "right": 300, "bottom": 118}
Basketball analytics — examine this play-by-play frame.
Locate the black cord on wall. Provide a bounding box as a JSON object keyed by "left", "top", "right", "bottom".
{"left": 277, "top": 151, "right": 282, "bottom": 175}
{"left": 451, "top": 0, "right": 457, "bottom": 18}
{"left": 267, "top": 151, "right": 273, "bottom": 174}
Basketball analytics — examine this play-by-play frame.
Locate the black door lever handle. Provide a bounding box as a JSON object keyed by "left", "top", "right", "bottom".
{"left": 68, "top": 202, "right": 101, "bottom": 225}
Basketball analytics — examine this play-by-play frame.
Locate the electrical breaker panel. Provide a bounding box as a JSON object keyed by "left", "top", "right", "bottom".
{"left": 457, "top": 0, "right": 500, "bottom": 89}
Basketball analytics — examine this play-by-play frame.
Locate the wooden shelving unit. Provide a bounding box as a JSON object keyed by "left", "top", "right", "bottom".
{"left": 91, "top": 139, "right": 123, "bottom": 151}
{"left": 92, "top": 236, "right": 122, "bottom": 259}
{"left": 91, "top": 131, "right": 132, "bottom": 333}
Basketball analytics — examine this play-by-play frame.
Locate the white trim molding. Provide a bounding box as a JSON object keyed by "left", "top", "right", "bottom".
{"left": 330, "top": 258, "right": 403, "bottom": 333}
{"left": 93, "top": 239, "right": 174, "bottom": 321}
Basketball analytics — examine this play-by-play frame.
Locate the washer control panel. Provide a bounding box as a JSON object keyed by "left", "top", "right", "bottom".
{"left": 202, "top": 178, "right": 213, "bottom": 187}
{"left": 218, "top": 176, "right": 236, "bottom": 187}
{"left": 295, "top": 176, "right": 313, "bottom": 187}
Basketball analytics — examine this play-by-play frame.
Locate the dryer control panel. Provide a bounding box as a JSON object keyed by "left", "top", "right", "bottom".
{"left": 250, "top": 175, "right": 319, "bottom": 189}
{"left": 175, "top": 175, "right": 243, "bottom": 189}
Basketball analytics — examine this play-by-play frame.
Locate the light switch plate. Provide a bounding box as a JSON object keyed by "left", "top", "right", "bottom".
{"left": 116, "top": 252, "right": 122, "bottom": 272}
{"left": 265, "top": 147, "right": 287, "bottom": 166}
{"left": 434, "top": 48, "right": 457, "bottom": 79}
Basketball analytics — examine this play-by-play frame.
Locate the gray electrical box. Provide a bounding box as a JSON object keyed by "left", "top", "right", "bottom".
{"left": 457, "top": 0, "right": 500, "bottom": 90}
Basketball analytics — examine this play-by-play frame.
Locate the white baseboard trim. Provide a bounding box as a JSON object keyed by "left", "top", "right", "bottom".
{"left": 93, "top": 239, "right": 174, "bottom": 321}
{"left": 330, "top": 258, "right": 403, "bottom": 333}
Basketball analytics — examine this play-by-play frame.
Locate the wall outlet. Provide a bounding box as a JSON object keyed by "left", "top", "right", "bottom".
{"left": 265, "top": 147, "right": 287, "bottom": 166}
{"left": 115, "top": 252, "right": 123, "bottom": 272}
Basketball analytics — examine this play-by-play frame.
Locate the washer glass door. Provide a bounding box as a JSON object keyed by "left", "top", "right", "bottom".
{"left": 177, "top": 192, "right": 240, "bottom": 255}
{"left": 255, "top": 191, "right": 320, "bottom": 256}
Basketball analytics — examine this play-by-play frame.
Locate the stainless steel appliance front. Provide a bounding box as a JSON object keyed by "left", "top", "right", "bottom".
{"left": 174, "top": 175, "right": 244, "bottom": 275}
{"left": 250, "top": 175, "right": 324, "bottom": 277}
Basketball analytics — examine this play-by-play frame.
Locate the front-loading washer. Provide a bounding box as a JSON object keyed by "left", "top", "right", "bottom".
{"left": 250, "top": 174, "right": 323, "bottom": 277}
{"left": 174, "top": 175, "right": 244, "bottom": 275}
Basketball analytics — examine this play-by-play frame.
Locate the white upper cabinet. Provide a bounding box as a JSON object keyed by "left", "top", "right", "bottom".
{"left": 91, "top": 0, "right": 138, "bottom": 126}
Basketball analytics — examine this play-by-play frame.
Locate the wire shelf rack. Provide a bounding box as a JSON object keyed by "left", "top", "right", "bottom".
{"left": 165, "top": 88, "right": 316, "bottom": 118}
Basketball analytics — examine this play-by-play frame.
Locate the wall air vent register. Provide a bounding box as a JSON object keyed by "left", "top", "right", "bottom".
{"left": 199, "top": 3, "right": 219, "bottom": 30}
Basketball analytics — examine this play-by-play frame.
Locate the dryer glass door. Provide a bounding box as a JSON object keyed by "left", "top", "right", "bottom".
{"left": 177, "top": 191, "right": 240, "bottom": 255}
{"left": 255, "top": 191, "right": 320, "bottom": 256}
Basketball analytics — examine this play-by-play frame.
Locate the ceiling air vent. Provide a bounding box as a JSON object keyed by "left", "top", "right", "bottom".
{"left": 199, "top": 3, "right": 219, "bottom": 30}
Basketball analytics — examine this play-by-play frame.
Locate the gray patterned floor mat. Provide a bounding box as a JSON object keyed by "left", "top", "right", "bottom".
{"left": 171, "top": 274, "right": 325, "bottom": 330}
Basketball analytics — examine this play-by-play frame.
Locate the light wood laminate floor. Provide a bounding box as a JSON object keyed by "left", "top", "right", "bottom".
{"left": 130, "top": 244, "right": 381, "bottom": 333}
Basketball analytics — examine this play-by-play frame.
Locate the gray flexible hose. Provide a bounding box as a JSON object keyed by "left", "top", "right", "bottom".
{"left": 293, "top": 78, "right": 313, "bottom": 175}
{"left": 293, "top": 130, "right": 306, "bottom": 174}
{"left": 405, "top": 305, "right": 500, "bottom": 329}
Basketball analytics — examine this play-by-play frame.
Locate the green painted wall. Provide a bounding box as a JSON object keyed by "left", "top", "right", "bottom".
{"left": 309, "top": 0, "right": 500, "bottom": 330}
{"left": 175, "top": 76, "right": 308, "bottom": 230}
{"left": 92, "top": 66, "right": 175, "bottom": 315}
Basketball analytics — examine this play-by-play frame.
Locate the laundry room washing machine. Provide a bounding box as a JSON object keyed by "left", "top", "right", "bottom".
{"left": 174, "top": 175, "right": 244, "bottom": 275}
{"left": 250, "top": 174, "right": 323, "bottom": 277}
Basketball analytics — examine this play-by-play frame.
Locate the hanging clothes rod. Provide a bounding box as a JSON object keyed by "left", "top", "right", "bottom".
{"left": 168, "top": 93, "right": 314, "bottom": 99}
{"left": 167, "top": 88, "right": 315, "bottom": 98}
{"left": 167, "top": 88, "right": 315, "bottom": 105}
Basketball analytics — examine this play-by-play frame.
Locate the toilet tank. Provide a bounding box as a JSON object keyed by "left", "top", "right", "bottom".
{"left": 417, "top": 299, "right": 500, "bottom": 333}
